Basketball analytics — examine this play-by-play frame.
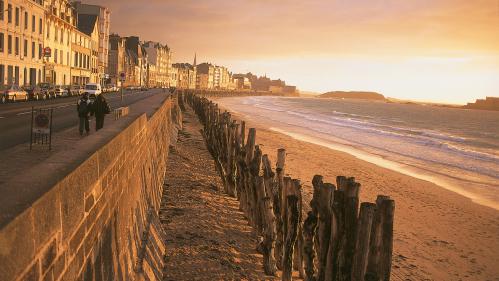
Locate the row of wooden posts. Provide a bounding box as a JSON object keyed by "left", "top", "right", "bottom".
{"left": 181, "top": 91, "right": 395, "bottom": 281}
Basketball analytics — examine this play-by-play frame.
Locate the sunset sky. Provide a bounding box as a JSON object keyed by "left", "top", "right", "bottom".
{"left": 93, "top": 0, "right": 499, "bottom": 104}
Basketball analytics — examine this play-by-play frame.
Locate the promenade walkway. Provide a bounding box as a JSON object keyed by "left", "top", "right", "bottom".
{"left": 160, "top": 109, "right": 294, "bottom": 280}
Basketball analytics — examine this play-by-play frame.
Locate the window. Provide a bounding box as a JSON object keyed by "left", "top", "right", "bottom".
{"left": 7, "top": 4, "right": 12, "bottom": 23}
{"left": 32, "top": 15, "right": 35, "bottom": 32}
{"left": 0, "top": 65, "right": 4, "bottom": 85}
{"left": 74, "top": 52, "right": 78, "bottom": 67}
{"left": 67, "top": 52, "right": 69, "bottom": 66}
{"left": 0, "top": 1, "right": 3, "bottom": 21}
{"left": 31, "top": 41, "right": 35, "bottom": 58}
{"left": 54, "top": 48, "right": 57, "bottom": 63}
{"left": 46, "top": 22, "right": 49, "bottom": 38}
{"left": 15, "top": 7, "right": 19, "bottom": 26}
{"left": 7, "top": 35, "right": 11, "bottom": 54}
{"left": 15, "top": 37, "right": 19, "bottom": 55}
{"left": 0, "top": 33, "right": 3, "bottom": 53}
{"left": 38, "top": 43, "right": 42, "bottom": 59}
{"left": 60, "top": 29, "right": 63, "bottom": 43}
{"left": 55, "top": 27, "right": 58, "bottom": 41}
{"left": 23, "top": 39, "right": 27, "bottom": 57}
{"left": 39, "top": 18, "right": 42, "bottom": 34}
{"left": 60, "top": 50, "right": 63, "bottom": 64}
{"left": 24, "top": 12, "right": 28, "bottom": 29}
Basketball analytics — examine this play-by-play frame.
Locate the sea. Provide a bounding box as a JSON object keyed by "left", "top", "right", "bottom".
{"left": 216, "top": 96, "right": 499, "bottom": 210}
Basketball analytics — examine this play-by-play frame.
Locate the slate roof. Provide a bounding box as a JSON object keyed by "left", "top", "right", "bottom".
{"left": 77, "top": 14, "right": 98, "bottom": 36}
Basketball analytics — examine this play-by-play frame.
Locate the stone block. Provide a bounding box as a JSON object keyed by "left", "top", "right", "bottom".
{"left": 42, "top": 268, "right": 54, "bottom": 281}
{"left": 60, "top": 154, "right": 99, "bottom": 241}
{"left": 61, "top": 245, "right": 84, "bottom": 281}
{"left": 84, "top": 193, "right": 95, "bottom": 213}
{"left": 20, "top": 260, "right": 39, "bottom": 281}
{"left": 69, "top": 222, "right": 86, "bottom": 256}
{"left": 32, "top": 184, "right": 62, "bottom": 252}
{"left": 0, "top": 209, "right": 35, "bottom": 281}
{"left": 41, "top": 238, "right": 57, "bottom": 274}
{"left": 52, "top": 253, "right": 66, "bottom": 279}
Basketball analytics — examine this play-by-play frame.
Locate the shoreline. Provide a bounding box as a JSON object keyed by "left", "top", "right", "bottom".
{"left": 215, "top": 98, "right": 499, "bottom": 280}
{"left": 268, "top": 126, "right": 499, "bottom": 211}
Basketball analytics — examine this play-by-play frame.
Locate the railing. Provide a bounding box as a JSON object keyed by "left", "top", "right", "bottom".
{"left": 184, "top": 91, "right": 395, "bottom": 281}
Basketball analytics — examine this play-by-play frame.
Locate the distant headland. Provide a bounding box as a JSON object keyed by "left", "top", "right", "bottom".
{"left": 463, "top": 97, "right": 499, "bottom": 111}
{"left": 318, "top": 91, "right": 386, "bottom": 101}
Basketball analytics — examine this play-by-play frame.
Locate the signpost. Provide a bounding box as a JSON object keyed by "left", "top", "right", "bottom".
{"left": 30, "top": 107, "right": 53, "bottom": 150}
{"left": 43, "top": 47, "right": 51, "bottom": 58}
{"left": 119, "top": 72, "right": 126, "bottom": 104}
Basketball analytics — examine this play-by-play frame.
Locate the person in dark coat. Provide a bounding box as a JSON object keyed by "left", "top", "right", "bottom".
{"left": 76, "top": 93, "right": 93, "bottom": 136}
{"left": 93, "top": 94, "right": 111, "bottom": 131}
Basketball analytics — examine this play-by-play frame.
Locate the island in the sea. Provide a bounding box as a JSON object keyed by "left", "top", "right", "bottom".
{"left": 463, "top": 97, "right": 499, "bottom": 111}
{"left": 318, "top": 91, "right": 386, "bottom": 101}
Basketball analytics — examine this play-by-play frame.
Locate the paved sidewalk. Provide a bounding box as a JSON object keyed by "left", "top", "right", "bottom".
{"left": 0, "top": 92, "right": 166, "bottom": 186}
{"left": 160, "top": 109, "right": 289, "bottom": 281}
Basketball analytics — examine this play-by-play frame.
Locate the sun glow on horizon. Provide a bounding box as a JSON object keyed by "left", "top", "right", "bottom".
{"left": 223, "top": 54, "right": 499, "bottom": 104}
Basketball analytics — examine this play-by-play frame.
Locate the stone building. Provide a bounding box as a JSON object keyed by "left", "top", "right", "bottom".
{"left": 0, "top": 0, "right": 46, "bottom": 86}
{"left": 74, "top": 13, "right": 98, "bottom": 84}
{"left": 196, "top": 62, "right": 214, "bottom": 90}
{"left": 107, "top": 33, "right": 125, "bottom": 86}
{"left": 172, "top": 61, "right": 196, "bottom": 90}
{"left": 142, "top": 41, "right": 171, "bottom": 88}
{"left": 70, "top": 25, "right": 91, "bottom": 85}
{"left": 43, "top": 0, "right": 77, "bottom": 85}
{"left": 123, "top": 36, "right": 143, "bottom": 87}
{"left": 73, "top": 1, "right": 110, "bottom": 85}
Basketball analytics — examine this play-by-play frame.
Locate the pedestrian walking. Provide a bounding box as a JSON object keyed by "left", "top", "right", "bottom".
{"left": 77, "top": 93, "right": 93, "bottom": 136}
{"left": 93, "top": 94, "right": 111, "bottom": 131}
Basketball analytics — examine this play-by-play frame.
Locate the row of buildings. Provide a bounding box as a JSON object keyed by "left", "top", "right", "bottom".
{"left": 1, "top": 0, "right": 297, "bottom": 94}
{"left": 0, "top": 0, "right": 110, "bottom": 87}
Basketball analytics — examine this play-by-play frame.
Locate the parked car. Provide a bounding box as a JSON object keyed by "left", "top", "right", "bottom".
{"left": 69, "top": 85, "right": 83, "bottom": 96}
{"left": 53, "top": 85, "right": 69, "bottom": 98}
{"left": 38, "top": 83, "right": 54, "bottom": 99}
{"left": 105, "top": 84, "right": 118, "bottom": 92}
{"left": 84, "top": 83, "right": 102, "bottom": 100}
{"left": 0, "top": 85, "right": 28, "bottom": 103}
{"left": 24, "top": 85, "right": 47, "bottom": 100}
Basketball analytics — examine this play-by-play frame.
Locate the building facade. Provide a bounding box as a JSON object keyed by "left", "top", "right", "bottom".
{"left": 73, "top": 1, "right": 110, "bottom": 85}
{"left": 107, "top": 33, "right": 125, "bottom": 86}
{"left": 43, "top": 0, "right": 77, "bottom": 85}
{"left": 172, "top": 63, "right": 196, "bottom": 90}
{"left": 196, "top": 62, "right": 214, "bottom": 90}
{"left": 70, "top": 27, "right": 91, "bottom": 85}
{"left": 142, "top": 41, "right": 171, "bottom": 88}
{"left": 0, "top": 0, "right": 46, "bottom": 86}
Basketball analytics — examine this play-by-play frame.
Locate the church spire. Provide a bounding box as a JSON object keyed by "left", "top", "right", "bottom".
{"left": 193, "top": 53, "right": 197, "bottom": 67}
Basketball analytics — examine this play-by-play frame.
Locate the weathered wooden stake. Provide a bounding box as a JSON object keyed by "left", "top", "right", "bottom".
{"left": 282, "top": 195, "right": 299, "bottom": 281}
{"left": 303, "top": 211, "right": 318, "bottom": 281}
{"left": 351, "top": 202, "right": 376, "bottom": 281}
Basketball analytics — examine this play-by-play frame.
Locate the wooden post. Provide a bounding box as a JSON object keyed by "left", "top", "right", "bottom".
{"left": 322, "top": 183, "right": 336, "bottom": 281}
{"left": 292, "top": 179, "right": 305, "bottom": 279}
{"left": 303, "top": 211, "right": 318, "bottom": 281}
{"left": 250, "top": 145, "right": 263, "bottom": 231}
{"left": 339, "top": 177, "right": 361, "bottom": 280}
{"left": 351, "top": 203, "right": 376, "bottom": 281}
{"left": 365, "top": 196, "right": 394, "bottom": 281}
{"left": 282, "top": 195, "right": 299, "bottom": 281}
{"left": 275, "top": 149, "right": 286, "bottom": 269}
{"left": 314, "top": 177, "right": 333, "bottom": 281}
{"left": 261, "top": 195, "right": 278, "bottom": 276}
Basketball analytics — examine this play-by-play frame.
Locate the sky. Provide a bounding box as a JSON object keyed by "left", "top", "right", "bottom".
{"left": 92, "top": 0, "right": 499, "bottom": 104}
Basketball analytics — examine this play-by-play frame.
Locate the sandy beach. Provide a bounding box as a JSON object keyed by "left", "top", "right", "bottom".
{"left": 217, "top": 101, "right": 499, "bottom": 281}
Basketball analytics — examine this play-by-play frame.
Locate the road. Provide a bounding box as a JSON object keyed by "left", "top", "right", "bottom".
{"left": 0, "top": 89, "right": 163, "bottom": 151}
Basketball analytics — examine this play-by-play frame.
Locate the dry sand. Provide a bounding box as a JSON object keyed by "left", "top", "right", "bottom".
{"left": 160, "top": 109, "right": 302, "bottom": 280}
{"left": 221, "top": 108, "right": 499, "bottom": 281}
